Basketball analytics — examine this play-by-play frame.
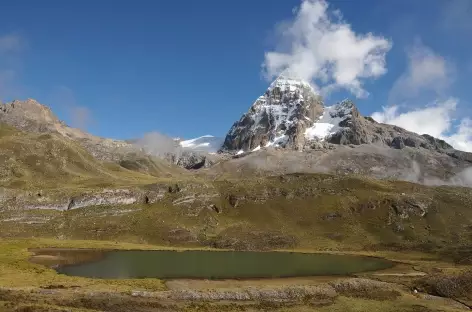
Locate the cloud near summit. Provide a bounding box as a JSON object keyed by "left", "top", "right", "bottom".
{"left": 262, "top": 0, "right": 392, "bottom": 98}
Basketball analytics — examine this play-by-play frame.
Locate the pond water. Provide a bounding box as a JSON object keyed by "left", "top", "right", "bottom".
{"left": 30, "top": 249, "right": 393, "bottom": 280}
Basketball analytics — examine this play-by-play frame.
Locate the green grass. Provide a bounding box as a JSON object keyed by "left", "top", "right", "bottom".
{"left": 2, "top": 172, "right": 472, "bottom": 254}
{"left": 0, "top": 238, "right": 169, "bottom": 291}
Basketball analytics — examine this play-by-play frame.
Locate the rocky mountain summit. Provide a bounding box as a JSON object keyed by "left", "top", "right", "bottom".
{"left": 221, "top": 76, "right": 471, "bottom": 163}
{"left": 222, "top": 75, "right": 324, "bottom": 151}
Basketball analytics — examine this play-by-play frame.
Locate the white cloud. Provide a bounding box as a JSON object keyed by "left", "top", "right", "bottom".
{"left": 262, "top": 0, "right": 392, "bottom": 98}
{"left": 374, "top": 42, "right": 472, "bottom": 152}
{"left": 388, "top": 41, "right": 454, "bottom": 104}
{"left": 372, "top": 98, "right": 472, "bottom": 152}
{"left": 134, "top": 132, "right": 182, "bottom": 159}
{"left": 446, "top": 118, "right": 472, "bottom": 153}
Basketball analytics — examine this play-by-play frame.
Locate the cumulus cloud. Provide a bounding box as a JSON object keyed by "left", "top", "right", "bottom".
{"left": 373, "top": 41, "right": 472, "bottom": 152}
{"left": 388, "top": 41, "right": 454, "bottom": 104}
{"left": 372, "top": 99, "right": 457, "bottom": 138}
{"left": 262, "top": 0, "right": 392, "bottom": 98}
{"left": 372, "top": 99, "right": 472, "bottom": 152}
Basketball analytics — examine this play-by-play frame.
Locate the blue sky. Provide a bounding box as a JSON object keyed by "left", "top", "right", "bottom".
{"left": 0, "top": 0, "right": 471, "bottom": 149}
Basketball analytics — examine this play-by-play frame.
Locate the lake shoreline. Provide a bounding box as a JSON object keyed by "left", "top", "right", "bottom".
{"left": 0, "top": 238, "right": 471, "bottom": 311}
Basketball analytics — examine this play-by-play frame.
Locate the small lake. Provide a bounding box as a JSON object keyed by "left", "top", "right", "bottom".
{"left": 30, "top": 249, "right": 393, "bottom": 280}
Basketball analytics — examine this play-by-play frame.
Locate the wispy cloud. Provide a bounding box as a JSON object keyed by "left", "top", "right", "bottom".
{"left": 262, "top": 0, "right": 392, "bottom": 98}
{"left": 0, "top": 33, "right": 25, "bottom": 101}
{"left": 388, "top": 41, "right": 454, "bottom": 105}
{"left": 440, "top": 0, "right": 472, "bottom": 32}
{"left": 0, "top": 33, "right": 23, "bottom": 53}
{"left": 50, "top": 86, "right": 94, "bottom": 131}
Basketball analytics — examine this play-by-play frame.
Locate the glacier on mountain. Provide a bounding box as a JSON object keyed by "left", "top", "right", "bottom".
{"left": 179, "top": 135, "right": 224, "bottom": 154}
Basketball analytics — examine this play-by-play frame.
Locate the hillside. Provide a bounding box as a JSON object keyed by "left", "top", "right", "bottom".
{"left": 0, "top": 123, "right": 186, "bottom": 190}
{"left": 1, "top": 170, "right": 472, "bottom": 257}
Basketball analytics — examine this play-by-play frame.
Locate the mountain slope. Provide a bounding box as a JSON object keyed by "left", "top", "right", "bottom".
{"left": 211, "top": 76, "right": 472, "bottom": 184}
{"left": 0, "top": 99, "right": 194, "bottom": 176}
{"left": 0, "top": 123, "right": 187, "bottom": 189}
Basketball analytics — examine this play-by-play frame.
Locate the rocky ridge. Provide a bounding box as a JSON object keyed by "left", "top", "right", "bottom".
{"left": 221, "top": 76, "right": 471, "bottom": 163}
{"left": 0, "top": 99, "right": 216, "bottom": 170}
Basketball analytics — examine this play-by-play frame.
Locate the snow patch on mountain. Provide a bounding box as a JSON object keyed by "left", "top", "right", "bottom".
{"left": 305, "top": 101, "right": 354, "bottom": 141}
{"left": 221, "top": 73, "right": 328, "bottom": 152}
{"left": 268, "top": 75, "right": 315, "bottom": 93}
{"left": 179, "top": 135, "right": 224, "bottom": 153}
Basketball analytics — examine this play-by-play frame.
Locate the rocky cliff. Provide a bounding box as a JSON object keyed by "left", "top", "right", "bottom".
{"left": 222, "top": 75, "right": 324, "bottom": 152}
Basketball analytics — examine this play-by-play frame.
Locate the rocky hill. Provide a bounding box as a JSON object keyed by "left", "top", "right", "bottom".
{"left": 0, "top": 99, "right": 216, "bottom": 171}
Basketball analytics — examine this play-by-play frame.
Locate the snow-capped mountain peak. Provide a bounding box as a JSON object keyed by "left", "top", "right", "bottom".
{"left": 221, "top": 74, "right": 323, "bottom": 152}
{"left": 267, "top": 74, "right": 315, "bottom": 93}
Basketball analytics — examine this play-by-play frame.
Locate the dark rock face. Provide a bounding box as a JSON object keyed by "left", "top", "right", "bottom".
{"left": 448, "top": 150, "right": 472, "bottom": 163}
{"left": 176, "top": 152, "right": 213, "bottom": 170}
{"left": 421, "top": 134, "right": 453, "bottom": 150}
{"left": 222, "top": 76, "right": 323, "bottom": 152}
{"left": 391, "top": 137, "right": 405, "bottom": 149}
